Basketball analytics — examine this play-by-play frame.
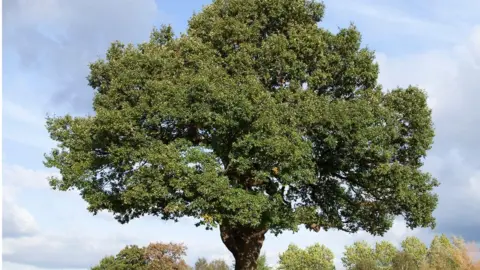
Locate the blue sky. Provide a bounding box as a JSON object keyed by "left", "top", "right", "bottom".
{"left": 2, "top": 0, "right": 480, "bottom": 269}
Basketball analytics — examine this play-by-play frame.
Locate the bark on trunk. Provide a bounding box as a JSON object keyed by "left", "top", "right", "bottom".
{"left": 220, "top": 225, "right": 268, "bottom": 270}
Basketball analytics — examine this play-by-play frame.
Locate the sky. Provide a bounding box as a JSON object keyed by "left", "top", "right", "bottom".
{"left": 2, "top": 0, "right": 480, "bottom": 269}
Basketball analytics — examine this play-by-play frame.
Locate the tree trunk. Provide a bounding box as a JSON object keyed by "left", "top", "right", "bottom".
{"left": 220, "top": 225, "right": 268, "bottom": 270}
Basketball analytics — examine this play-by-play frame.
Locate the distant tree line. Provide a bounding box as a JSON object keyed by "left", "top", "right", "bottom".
{"left": 91, "top": 235, "right": 480, "bottom": 269}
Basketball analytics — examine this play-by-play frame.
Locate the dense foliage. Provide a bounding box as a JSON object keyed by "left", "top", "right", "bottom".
{"left": 45, "top": 0, "right": 438, "bottom": 268}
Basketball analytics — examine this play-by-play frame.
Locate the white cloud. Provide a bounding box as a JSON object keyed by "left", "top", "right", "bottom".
{"left": 3, "top": 100, "right": 45, "bottom": 128}
{"left": 2, "top": 200, "right": 39, "bottom": 239}
{"left": 3, "top": 0, "right": 160, "bottom": 113}
{"left": 3, "top": 0, "right": 64, "bottom": 26}
{"left": 323, "top": 0, "right": 470, "bottom": 46}
{"left": 2, "top": 98, "right": 55, "bottom": 150}
{"left": 468, "top": 173, "right": 480, "bottom": 199}
{"left": 2, "top": 164, "right": 55, "bottom": 189}
{"left": 3, "top": 233, "right": 135, "bottom": 269}
{"left": 2, "top": 262, "right": 66, "bottom": 270}
{"left": 331, "top": 2, "right": 454, "bottom": 37}
{"left": 2, "top": 165, "right": 48, "bottom": 239}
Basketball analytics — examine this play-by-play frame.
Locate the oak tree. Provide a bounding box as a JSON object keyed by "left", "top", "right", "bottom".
{"left": 45, "top": 0, "right": 438, "bottom": 269}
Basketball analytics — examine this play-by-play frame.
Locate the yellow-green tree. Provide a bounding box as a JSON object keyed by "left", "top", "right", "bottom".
{"left": 343, "top": 236, "right": 480, "bottom": 270}
{"left": 195, "top": 258, "right": 230, "bottom": 270}
{"left": 342, "top": 240, "right": 396, "bottom": 270}
{"left": 427, "top": 235, "right": 459, "bottom": 269}
{"left": 278, "top": 244, "right": 335, "bottom": 270}
{"left": 426, "top": 235, "right": 480, "bottom": 270}
{"left": 392, "top": 236, "right": 428, "bottom": 270}
{"left": 257, "top": 254, "right": 272, "bottom": 270}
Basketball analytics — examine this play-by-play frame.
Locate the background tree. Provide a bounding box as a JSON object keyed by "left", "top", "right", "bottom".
{"left": 45, "top": 0, "right": 438, "bottom": 269}
{"left": 342, "top": 240, "right": 396, "bottom": 270}
{"left": 91, "top": 245, "right": 147, "bottom": 270}
{"left": 209, "top": 260, "right": 230, "bottom": 270}
{"left": 449, "top": 237, "right": 477, "bottom": 270}
{"left": 392, "top": 251, "right": 420, "bottom": 270}
{"left": 91, "top": 242, "right": 190, "bottom": 270}
{"left": 342, "top": 236, "right": 480, "bottom": 270}
{"left": 92, "top": 256, "right": 119, "bottom": 270}
{"left": 425, "top": 235, "right": 480, "bottom": 270}
{"left": 195, "top": 258, "right": 230, "bottom": 270}
{"left": 146, "top": 242, "right": 191, "bottom": 270}
{"left": 392, "top": 236, "right": 428, "bottom": 270}
{"left": 278, "top": 243, "right": 335, "bottom": 270}
{"left": 342, "top": 241, "right": 377, "bottom": 270}
{"left": 427, "top": 235, "right": 459, "bottom": 269}
{"left": 195, "top": 258, "right": 210, "bottom": 270}
{"left": 257, "top": 254, "right": 272, "bottom": 270}
{"left": 375, "top": 241, "right": 397, "bottom": 270}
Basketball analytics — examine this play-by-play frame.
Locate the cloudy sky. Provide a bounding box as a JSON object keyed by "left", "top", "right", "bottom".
{"left": 2, "top": 0, "right": 480, "bottom": 269}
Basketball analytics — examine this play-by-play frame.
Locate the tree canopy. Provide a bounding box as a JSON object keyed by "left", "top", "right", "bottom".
{"left": 45, "top": 0, "right": 438, "bottom": 269}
